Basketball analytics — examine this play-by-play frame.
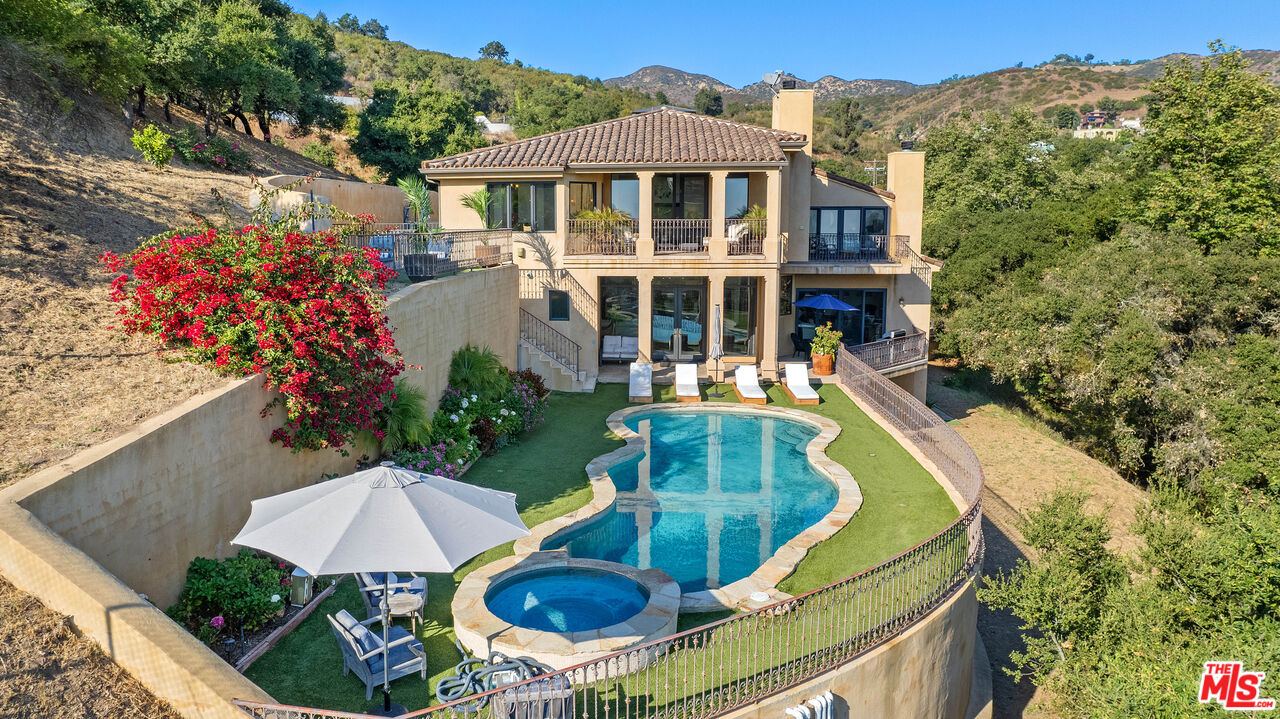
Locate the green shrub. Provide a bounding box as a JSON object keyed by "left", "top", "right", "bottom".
{"left": 302, "top": 141, "right": 337, "bottom": 167}
{"left": 170, "top": 128, "right": 253, "bottom": 172}
{"left": 810, "top": 322, "right": 843, "bottom": 356}
{"left": 131, "top": 125, "right": 173, "bottom": 169}
{"left": 166, "top": 550, "right": 290, "bottom": 643}
{"left": 376, "top": 379, "right": 430, "bottom": 453}
{"left": 447, "top": 345, "right": 510, "bottom": 401}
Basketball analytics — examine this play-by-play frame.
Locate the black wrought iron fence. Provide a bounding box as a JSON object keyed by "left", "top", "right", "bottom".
{"left": 519, "top": 308, "right": 581, "bottom": 377}
{"left": 344, "top": 229, "right": 511, "bottom": 281}
{"left": 845, "top": 331, "right": 928, "bottom": 371}
{"left": 234, "top": 348, "right": 983, "bottom": 719}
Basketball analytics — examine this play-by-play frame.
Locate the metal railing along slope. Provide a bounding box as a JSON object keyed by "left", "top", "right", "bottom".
{"left": 846, "top": 331, "right": 928, "bottom": 372}
{"left": 519, "top": 308, "right": 581, "bottom": 379}
{"left": 234, "top": 346, "right": 983, "bottom": 719}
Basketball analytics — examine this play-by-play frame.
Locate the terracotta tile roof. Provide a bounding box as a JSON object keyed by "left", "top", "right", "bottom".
{"left": 812, "top": 168, "right": 895, "bottom": 200}
{"left": 422, "top": 110, "right": 806, "bottom": 170}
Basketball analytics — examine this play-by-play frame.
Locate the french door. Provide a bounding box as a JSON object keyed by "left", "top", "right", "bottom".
{"left": 652, "top": 279, "right": 706, "bottom": 361}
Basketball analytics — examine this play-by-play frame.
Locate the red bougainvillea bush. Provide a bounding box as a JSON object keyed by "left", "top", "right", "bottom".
{"left": 102, "top": 224, "right": 403, "bottom": 453}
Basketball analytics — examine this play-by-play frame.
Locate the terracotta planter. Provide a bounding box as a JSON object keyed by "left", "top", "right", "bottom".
{"left": 475, "top": 244, "right": 501, "bottom": 267}
{"left": 812, "top": 352, "right": 835, "bottom": 376}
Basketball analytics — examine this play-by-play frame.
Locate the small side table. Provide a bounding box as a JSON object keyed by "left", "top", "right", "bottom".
{"left": 383, "top": 592, "right": 425, "bottom": 634}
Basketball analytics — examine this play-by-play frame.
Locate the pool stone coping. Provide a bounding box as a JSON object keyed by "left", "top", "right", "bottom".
{"left": 512, "top": 403, "right": 863, "bottom": 613}
{"left": 451, "top": 550, "right": 680, "bottom": 670}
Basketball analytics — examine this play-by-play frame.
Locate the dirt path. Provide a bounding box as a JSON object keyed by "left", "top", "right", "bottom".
{"left": 927, "top": 366, "right": 1146, "bottom": 719}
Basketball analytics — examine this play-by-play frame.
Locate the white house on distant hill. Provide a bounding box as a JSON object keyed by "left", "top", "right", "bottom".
{"left": 475, "top": 114, "right": 514, "bottom": 134}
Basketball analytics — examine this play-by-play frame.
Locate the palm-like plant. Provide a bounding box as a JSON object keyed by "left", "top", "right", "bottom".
{"left": 448, "top": 345, "right": 511, "bottom": 401}
{"left": 397, "top": 176, "right": 434, "bottom": 233}
{"left": 372, "top": 379, "right": 431, "bottom": 453}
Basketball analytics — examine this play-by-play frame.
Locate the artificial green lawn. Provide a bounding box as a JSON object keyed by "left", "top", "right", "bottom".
{"left": 244, "top": 381, "right": 957, "bottom": 712}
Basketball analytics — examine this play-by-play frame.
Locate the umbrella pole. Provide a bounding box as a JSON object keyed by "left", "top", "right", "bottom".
{"left": 382, "top": 577, "right": 392, "bottom": 713}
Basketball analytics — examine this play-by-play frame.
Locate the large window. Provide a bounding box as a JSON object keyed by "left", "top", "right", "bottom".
{"left": 653, "top": 174, "right": 708, "bottom": 219}
{"left": 600, "top": 277, "right": 639, "bottom": 338}
{"left": 794, "top": 288, "right": 887, "bottom": 345}
{"left": 610, "top": 174, "right": 639, "bottom": 218}
{"left": 569, "top": 182, "right": 596, "bottom": 216}
{"left": 808, "top": 206, "right": 888, "bottom": 237}
{"left": 486, "top": 182, "right": 556, "bottom": 231}
{"left": 725, "top": 173, "right": 750, "bottom": 218}
{"left": 722, "top": 277, "right": 758, "bottom": 355}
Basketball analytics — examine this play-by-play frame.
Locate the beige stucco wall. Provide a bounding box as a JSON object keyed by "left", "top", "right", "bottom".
{"left": 887, "top": 151, "right": 925, "bottom": 253}
{"left": 0, "top": 267, "right": 518, "bottom": 719}
{"left": 718, "top": 580, "right": 977, "bottom": 719}
{"left": 253, "top": 175, "right": 413, "bottom": 225}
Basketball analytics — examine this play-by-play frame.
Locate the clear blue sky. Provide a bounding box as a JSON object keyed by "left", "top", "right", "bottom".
{"left": 292, "top": 0, "right": 1280, "bottom": 87}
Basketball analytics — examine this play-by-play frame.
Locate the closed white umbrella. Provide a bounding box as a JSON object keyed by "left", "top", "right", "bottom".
{"left": 233, "top": 463, "right": 529, "bottom": 715}
{"left": 707, "top": 304, "right": 726, "bottom": 397}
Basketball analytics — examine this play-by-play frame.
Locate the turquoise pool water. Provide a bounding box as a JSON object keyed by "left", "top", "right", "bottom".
{"left": 485, "top": 566, "right": 649, "bottom": 632}
{"left": 548, "top": 411, "right": 838, "bottom": 593}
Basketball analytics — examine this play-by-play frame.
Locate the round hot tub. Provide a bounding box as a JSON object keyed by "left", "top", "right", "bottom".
{"left": 452, "top": 551, "right": 679, "bottom": 670}
{"left": 486, "top": 566, "right": 650, "bottom": 633}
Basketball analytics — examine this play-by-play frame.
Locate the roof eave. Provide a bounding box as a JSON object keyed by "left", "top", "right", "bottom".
{"left": 564, "top": 160, "right": 788, "bottom": 171}
{"left": 420, "top": 165, "right": 566, "bottom": 178}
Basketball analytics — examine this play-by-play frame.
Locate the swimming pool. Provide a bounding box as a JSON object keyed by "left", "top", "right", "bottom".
{"left": 548, "top": 410, "right": 839, "bottom": 593}
{"left": 485, "top": 566, "right": 649, "bottom": 633}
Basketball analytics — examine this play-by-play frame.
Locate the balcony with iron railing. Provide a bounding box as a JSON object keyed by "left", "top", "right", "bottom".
{"left": 343, "top": 228, "right": 512, "bottom": 281}
{"left": 652, "top": 218, "right": 711, "bottom": 253}
{"left": 845, "top": 330, "right": 929, "bottom": 372}
{"left": 565, "top": 219, "right": 638, "bottom": 256}
{"left": 725, "top": 217, "right": 765, "bottom": 255}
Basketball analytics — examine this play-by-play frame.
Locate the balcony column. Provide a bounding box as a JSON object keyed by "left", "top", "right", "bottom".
{"left": 636, "top": 170, "right": 655, "bottom": 260}
{"left": 760, "top": 272, "right": 781, "bottom": 379}
{"left": 710, "top": 171, "right": 728, "bottom": 239}
{"left": 554, "top": 177, "right": 569, "bottom": 261}
{"left": 638, "top": 278, "right": 653, "bottom": 363}
{"left": 764, "top": 169, "right": 783, "bottom": 263}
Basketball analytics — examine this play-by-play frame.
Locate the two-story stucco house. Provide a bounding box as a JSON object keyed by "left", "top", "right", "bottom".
{"left": 420, "top": 87, "right": 934, "bottom": 399}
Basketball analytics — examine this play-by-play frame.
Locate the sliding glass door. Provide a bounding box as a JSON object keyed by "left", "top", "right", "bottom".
{"left": 652, "top": 278, "right": 706, "bottom": 361}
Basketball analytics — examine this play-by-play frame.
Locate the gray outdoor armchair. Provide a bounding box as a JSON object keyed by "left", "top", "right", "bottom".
{"left": 356, "top": 571, "right": 427, "bottom": 623}
{"left": 328, "top": 609, "right": 426, "bottom": 701}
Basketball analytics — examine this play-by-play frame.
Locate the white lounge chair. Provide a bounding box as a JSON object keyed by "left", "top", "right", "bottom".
{"left": 783, "top": 363, "right": 820, "bottom": 405}
{"left": 619, "top": 336, "right": 640, "bottom": 361}
{"left": 732, "top": 365, "right": 767, "bottom": 405}
{"left": 601, "top": 335, "right": 623, "bottom": 361}
{"left": 629, "top": 362, "right": 653, "bottom": 403}
{"left": 675, "top": 363, "right": 701, "bottom": 402}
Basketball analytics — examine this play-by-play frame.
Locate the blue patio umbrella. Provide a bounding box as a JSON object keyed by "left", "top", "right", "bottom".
{"left": 794, "top": 294, "right": 860, "bottom": 312}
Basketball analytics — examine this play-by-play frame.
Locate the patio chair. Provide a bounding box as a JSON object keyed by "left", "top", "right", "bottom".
{"left": 619, "top": 336, "right": 640, "bottom": 361}
{"left": 732, "top": 365, "right": 768, "bottom": 405}
{"left": 629, "top": 362, "right": 653, "bottom": 404}
{"left": 782, "top": 363, "right": 820, "bottom": 405}
{"left": 601, "top": 335, "right": 623, "bottom": 361}
{"left": 328, "top": 609, "right": 426, "bottom": 701}
{"left": 356, "top": 572, "right": 427, "bottom": 624}
{"left": 675, "top": 363, "right": 701, "bottom": 402}
{"left": 790, "top": 332, "right": 811, "bottom": 359}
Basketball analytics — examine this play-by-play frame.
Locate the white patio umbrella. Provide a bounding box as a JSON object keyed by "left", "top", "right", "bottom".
{"left": 232, "top": 462, "right": 529, "bottom": 715}
{"left": 707, "top": 304, "right": 726, "bottom": 397}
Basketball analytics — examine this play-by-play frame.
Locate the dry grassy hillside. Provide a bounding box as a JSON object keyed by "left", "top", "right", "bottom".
{"left": 0, "top": 40, "right": 358, "bottom": 489}
{"left": 857, "top": 64, "right": 1151, "bottom": 136}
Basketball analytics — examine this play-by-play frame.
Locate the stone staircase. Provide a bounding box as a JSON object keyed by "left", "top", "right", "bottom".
{"left": 518, "top": 308, "right": 595, "bottom": 392}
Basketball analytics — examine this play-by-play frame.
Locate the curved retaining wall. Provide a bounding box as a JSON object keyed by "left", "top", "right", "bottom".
{"left": 0, "top": 267, "right": 518, "bottom": 719}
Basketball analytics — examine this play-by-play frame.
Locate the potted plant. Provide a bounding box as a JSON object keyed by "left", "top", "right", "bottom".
{"left": 810, "top": 322, "right": 842, "bottom": 376}
{"left": 397, "top": 176, "right": 434, "bottom": 233}
{"left": 460, "top": 188, "right": 502, "bottom": 267}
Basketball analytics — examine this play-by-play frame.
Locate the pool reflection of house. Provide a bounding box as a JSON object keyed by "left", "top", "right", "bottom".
{"left": 421, "top": 86, "right": 936, "bottom": 399}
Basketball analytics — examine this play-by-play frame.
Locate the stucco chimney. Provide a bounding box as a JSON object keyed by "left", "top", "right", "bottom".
{"left": 771, "top": 88, "right": 813, "bottom": 153}
{"left": 886, "top": 148, "right": 925, "bottom": 253}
